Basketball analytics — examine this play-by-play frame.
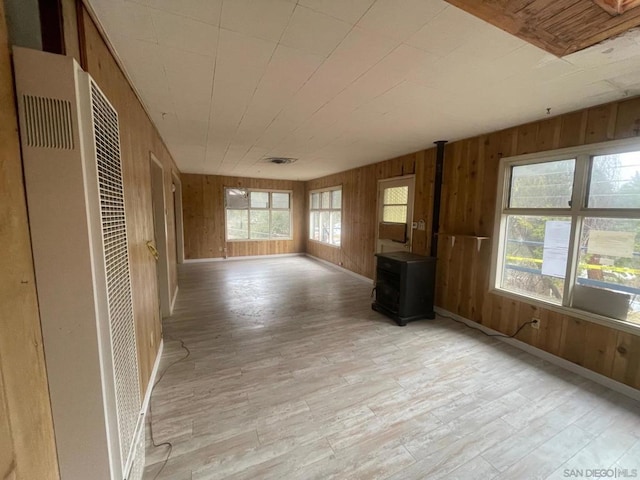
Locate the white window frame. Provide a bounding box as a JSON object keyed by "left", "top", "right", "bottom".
{"left": 490, "top": 137, "right": 640, "bottom": 334}
{"left": 224, "top": 188, "right": 292, "bottom": 242}
{"left": 309, "top": 186, "right": 342, "bottom": 247}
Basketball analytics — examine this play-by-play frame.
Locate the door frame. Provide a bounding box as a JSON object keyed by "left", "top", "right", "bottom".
{"left": 149, "top": 153, "right": 171, "bottom": 318}
{"left": 171, "top": 172, "right": 185, "bottom": 264}
{"left": 376, "top": 175, "right": 415, "bottom": 254}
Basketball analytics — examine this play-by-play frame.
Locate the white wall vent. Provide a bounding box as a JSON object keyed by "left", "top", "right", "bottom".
{"left": 22, "top": 94, "right": 74, "bottom": 149}
{"left": 13, "top": 47, "right": 144, "bottom": 480}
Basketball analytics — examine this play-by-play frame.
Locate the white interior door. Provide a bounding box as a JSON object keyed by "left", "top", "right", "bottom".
{"left": 377, "top": 176, "right": 415, "bottom": 254}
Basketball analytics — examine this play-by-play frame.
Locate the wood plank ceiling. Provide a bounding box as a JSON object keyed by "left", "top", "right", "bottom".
{"left": 446, "top": 0, "right": 640, "bottom": 56}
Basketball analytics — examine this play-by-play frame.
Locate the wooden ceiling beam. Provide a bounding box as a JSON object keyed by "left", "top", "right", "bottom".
{"left": 446, "top": 0, "right": 640, "bottom": 56}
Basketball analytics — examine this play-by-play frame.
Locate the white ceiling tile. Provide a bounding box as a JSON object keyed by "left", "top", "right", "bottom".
{"left": 223, "top": 143, "right": 253, "bottom": 164}
{"left": 109, "top": 36, "right": 161, "bottom": 67}
{"left": 161, "top": 46, "right": 215, "bottom": 76}
{"left": 326, "top": 26, "right": 398, "bottom": 74}
{"left": 273, "top": 29, "right": 399, "bottom": 122}
{"left": 238, "top": 44, "right": 324, "bottom": 123}
{"left": 280, "top": 6, "right": 352, "bottom": 57}
{"left": 298, "top": 0, "right": 375, "bottom": 24}
{"left": 405, "top": 5, "right": 483, "bottom": 56}
{"left": 331, "top": 44, "right": 439, "bottom": 110}
{"left": 177, "top": 118, "right": 209, "bottom": 145}
{"left": 357, "top": 0, "right": 447, "bottom": 42}
{"left": 221, "top": 0, "right": 296, "bottom": 43}
{"left": 87, "top": 0, "right": 640, "bottom": 180}
{"left": 125, "top": 58, "right": 174, "bottom": 112}
{"left": 165, "top": 68, "right": 212, "bottom": 109}
{"left": 148, "top": 0, "right": 222, "bottom": 25}
{"left": 214, "top": 29, "right": 276, "bottom": 79}
{"left": 92, "top": 0, "right": 156, "bottom": 42}
{"left": 357, "top": 80, "right": 435, "bottom": 114}
{"left": 450, "top": 21, "right": 525, "bottom": 63}
{"left": 205, "top": 29, "right": 278, "bottom": 157}
{"left": 151, "top": 10, "right": 218, "bottom": 56}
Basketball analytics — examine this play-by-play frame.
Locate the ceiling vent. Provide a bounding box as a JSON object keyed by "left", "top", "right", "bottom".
{"left": 263, "top": 157, "right": 297, "bottom": 165}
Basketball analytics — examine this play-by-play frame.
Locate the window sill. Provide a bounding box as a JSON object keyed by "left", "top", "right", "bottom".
{"left": 489, "top": 287, "right": 640, "bottom": 336}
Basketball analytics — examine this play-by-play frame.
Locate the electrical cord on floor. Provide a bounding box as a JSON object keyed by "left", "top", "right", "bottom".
{"left": 149, "top": 338, "right": 191, "bottom": 480}
{"left": 438, "top": 312, "right": 535, "bottom": 338}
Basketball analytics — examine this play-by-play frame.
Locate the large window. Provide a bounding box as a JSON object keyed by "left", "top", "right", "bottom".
{"left": 309, "top": 186, "right": 341, "bottom": 246}
{"left": 492, "top": 140, "right": 640, "bottom": 328}
{"left": 225, "top": 188, "right": 291, "bottom": 241}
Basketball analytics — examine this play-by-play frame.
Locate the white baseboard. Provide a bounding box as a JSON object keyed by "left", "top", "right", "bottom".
{"left": 305, "top": 254, "right": 373, "bottom": 284}
{"left": 170, "top": 286, "right": 178, "bottom": 314}
{"left": 434, "top": 307, "right": 640, "bottom": 402}
{"left": 184, "top": 253, "right": 304, "bottom": 263}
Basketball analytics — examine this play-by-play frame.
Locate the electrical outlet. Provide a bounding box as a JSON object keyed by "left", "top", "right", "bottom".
{"left": 531, "top": 318, "right": 540, "bottom": 329}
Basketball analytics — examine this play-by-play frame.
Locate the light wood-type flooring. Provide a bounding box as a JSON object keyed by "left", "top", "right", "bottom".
{"left": 144, "top": 256, "right": 640, "bottom": 480}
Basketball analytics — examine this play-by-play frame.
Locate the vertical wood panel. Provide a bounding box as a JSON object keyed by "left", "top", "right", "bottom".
{"left": 614, "top": 97, "right": 640, "bottom": 139}
{"left": 585, "top": 103, "right": 618, "bottom": 144}
{"left": 611, "top": 332, "right": 640, "bottom": 387}
{"left": 182, "top": 174, "right": 305, "bottom": 259}
{"left": 559, "top": 110, "right": 588, "bottom": 148}
{"left": 0, "top": 2, "right": 59, "bottom": 477}
{"left": 306, "top": 151, "right": 433, "bottom": 279}
{"left": 307, "top": 95, "right": 640, "bottom": 390}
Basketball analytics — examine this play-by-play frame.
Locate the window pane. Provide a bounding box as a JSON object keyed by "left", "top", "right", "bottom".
{"left": 226, "top": 209, "right": 248, "bottom": 239}
{"left": 501, "top": 215, "right": 570, "bottom": 303}
{"left": 271, "top": 192, "right": 290, "bottom": 209}
{"left": 383, "top": 186, "right": 408, "bottom": 205}
{"left": 309, "top": 212, "right": 319, "bottom": 241}
{"left": 383, "top": 205, "right": 407, "bottom": 223}
{"left": 271, "top": 210, "right": 290, "bottom": 239}
{"left": 321, "top": 191, "right": 331, "bottom": 209}
{"left": 331, "top": 211, "right": 341, "bottom": 246}
{"left": 320, "top": 211, "right": 330, "bottom": 243}
{"left": 574, "top": 217, "right": 640, "bottom": 323}
{"left": 588, "top": 152, "right": 640, "bottom": 208}
{"left": 226, "top": 188, "right": 249, "bottom": 209}
{"left": 311, "top": 193, "right": 320, "bottom": 209}
{"left": 331, "top": 189, "right": 342, "bottom": 209}
{"left": 509, "top": 159, "right": 575, "bottom": 209}
{"left": 249, "top": 210, "right": 269, "bottom": 239}
{"left": 250, "top": 191, "right": 269, "bottom": 209}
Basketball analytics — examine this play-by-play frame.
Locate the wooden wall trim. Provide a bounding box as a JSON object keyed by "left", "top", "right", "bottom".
{"left": 0, "top": 2, "right": 60, "bottom": 478}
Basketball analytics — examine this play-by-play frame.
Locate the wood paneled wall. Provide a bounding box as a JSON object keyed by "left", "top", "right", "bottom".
{"left": 437, "top": 97, "right": 640, "bottom": 390}
{"left": 306, "top": 150, "right": 435, "bottom": 278}
{"left": 306, "top": 97, "right": 640, "bottom": 390}
{"left": 80, "top": 8, "right": 180, "bottom": 392}
{"left": 0, "top": 2, "right": 59, "bottom": 478}
{"left": 182, "top": 174, "right": 305, "bottom": 259}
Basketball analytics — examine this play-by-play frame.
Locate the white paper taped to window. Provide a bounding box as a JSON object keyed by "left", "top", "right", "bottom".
{"left": 587, "top": 230, "right": 635, "bottom": 258}
{"left": 541, "top": 221, "right": 571, "bottom": 278}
